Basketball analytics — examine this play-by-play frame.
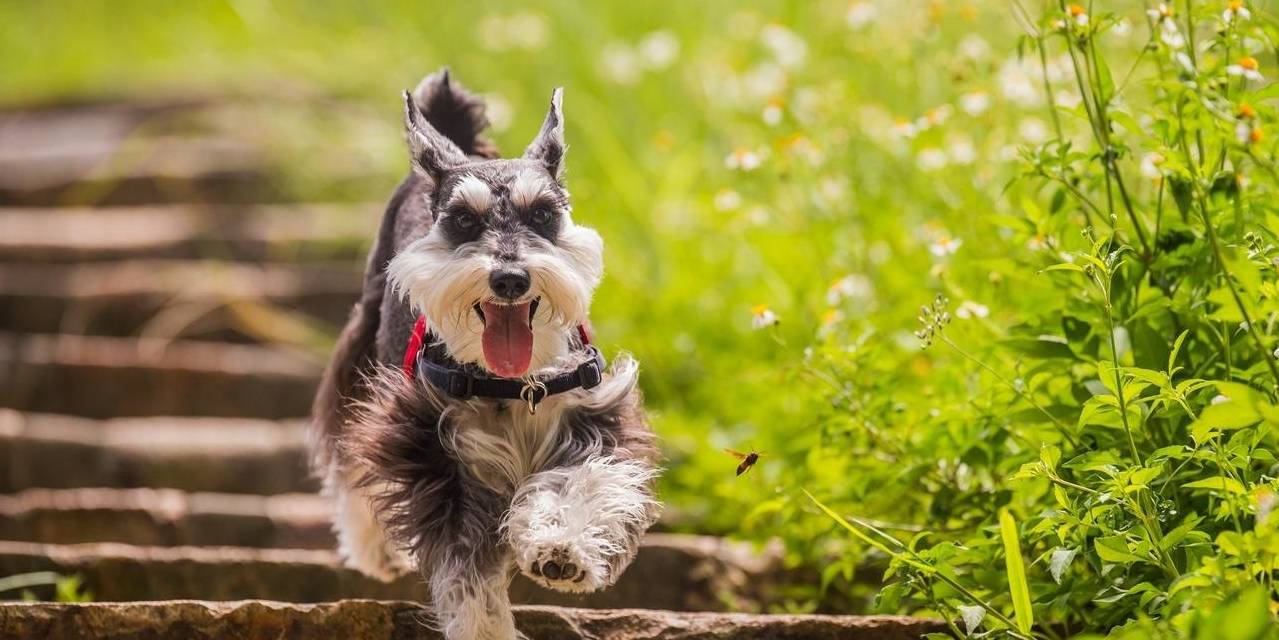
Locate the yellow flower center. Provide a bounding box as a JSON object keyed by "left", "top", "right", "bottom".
{"left": 1158, "top": 5, "right": 1173, "bottom": 17}
{"left": 1068, "top": 4, "right": 1086, "bottom": 16}
{"left": 1239, "top": 102, "right": 1257, "bottom": 119}
{"left": 751, "top": 304, "right": 770, "bottom": 316}
{"left": 1240, "top": 56, "right": 1259, "bottom": 71}
{"left": 1229, "top": 1, "right": 1245, "bottom": 11}
{"left": 1250, "top": 127, "right": 1263, "bottom": 143}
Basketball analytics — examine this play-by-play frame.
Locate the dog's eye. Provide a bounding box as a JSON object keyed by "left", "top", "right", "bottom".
{"left": 452, "top": 214, "right": 479, "bottom": 229}
{"left": 530, "top": 206, "right": 553, "bottom": 226}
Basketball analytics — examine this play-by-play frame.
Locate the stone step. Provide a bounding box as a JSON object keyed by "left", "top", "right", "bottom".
{"left": 0, "top": 488, "right": 330, "bottom": 549}
{"left": 0, "top": 97, "right": 270, "bottom": 207}
{"left": 0, "top": 535, "right": 792, "bottom": 613}
{"left": 0, "top": 136, "right": 272, "bottom": 207}
{"left": 0, "top": 260, "right": 360, "bottom": 338}
{"left": 0, "top": 334, "right": 320, "bottom": 419}
{"left": 0, "top": 411, "right": 314, "bottom": 494}
{"left": 0, "top": 204, "right": 377, "bottom": 263}
{"left": 0, "top": 601, "right": 945, "bottom": 640}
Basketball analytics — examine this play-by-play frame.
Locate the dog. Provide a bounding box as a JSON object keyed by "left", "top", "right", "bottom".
{"left": 308, "top": 68, "right": 662, "bottom": 640}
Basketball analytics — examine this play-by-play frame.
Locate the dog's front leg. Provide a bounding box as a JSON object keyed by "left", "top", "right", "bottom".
{"left": 426, "top": 541, "right": 519, "bottom": 640}
{"left": 503, "top": 455, "right": 660, "bottom": 593}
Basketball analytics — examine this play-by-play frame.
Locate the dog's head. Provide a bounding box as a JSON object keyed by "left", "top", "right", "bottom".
{"left": 388, "top": 89, "right": 604, "bottom": 378}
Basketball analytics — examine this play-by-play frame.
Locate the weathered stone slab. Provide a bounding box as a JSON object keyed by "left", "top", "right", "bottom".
{"left": 0, "top": 488, "right": 330, "bottom": 549}
{"left": 0, "top": 600, "right": 946, "bottom": 640}
{"left": 0, "top": 411, "right": 314, "bottom": 493}
{"left": 0, "top": 204, "right": 376, "bottom": 263}
{"left": 0, "top": 133, "right": 272, "bottom": 207}
{"left": 0, "top": 260, "right": 361, "bottom": 337}
{"left": 0, "top": 108, "right": 274, "bottom": 207}
{"left": 0, "top": 535, "right": 790, "bottom": 612}
{"left": 0, "top": 334, "right": 320, "bottom": 418}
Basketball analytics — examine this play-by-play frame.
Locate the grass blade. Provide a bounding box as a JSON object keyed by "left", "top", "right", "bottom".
{"left": 999, "top": 508, "right": 1034, "bottom": 635}
{"left": 802, "top": 489, "right": 927, "bottom": 571}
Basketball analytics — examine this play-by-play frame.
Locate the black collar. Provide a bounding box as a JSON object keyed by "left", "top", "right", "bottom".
{"left": 416, "top": 344, "right": 605, "bottom": 413}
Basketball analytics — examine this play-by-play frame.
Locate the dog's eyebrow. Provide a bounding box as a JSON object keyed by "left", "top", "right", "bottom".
{"left": 447, "top": 174, "right": 493, "bottom": 213}
{"left": 509, "top": 169, "right": 552, "bottom": 210}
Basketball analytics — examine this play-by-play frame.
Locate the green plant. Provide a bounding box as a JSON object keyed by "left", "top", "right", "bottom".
{"left": 0, "top": 572, "right": 92, "bottom": 603}
{"left": 803, "top": 1, "right": 1279, "bottom": 637}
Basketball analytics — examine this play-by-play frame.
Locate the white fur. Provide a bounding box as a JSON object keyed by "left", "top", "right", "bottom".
{"left": 449, "top": 175, "right": 493, "bottom": 213}
{"left": 446, "top": 354, "right": 640, "bottom": 494}
{"left": 510, "top": 169, "right": 551, "bottom": 209}
{"left": 502, "top": 455, "right": 660, "bottom": 592}
{"left": 430, "top": 555, "right": 523, "bottom": 640}
{"left": 328, "top": 468, "right": 414, "bottom": 581}
{"left": 386, "top": 216, "right": 604, "bottom": 377}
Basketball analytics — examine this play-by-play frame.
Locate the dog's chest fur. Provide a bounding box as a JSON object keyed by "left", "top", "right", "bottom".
{"left": 449, "top": 397, "right": 572, "bottom": 494}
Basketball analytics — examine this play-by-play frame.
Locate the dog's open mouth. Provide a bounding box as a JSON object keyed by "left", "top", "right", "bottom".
{"left": 474, "top": 297, "right": 539, "bottom": 377}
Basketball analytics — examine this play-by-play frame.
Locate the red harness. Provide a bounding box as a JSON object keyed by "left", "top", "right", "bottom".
{"left": 401, "top": 315, "right": 594, "bottom": 379}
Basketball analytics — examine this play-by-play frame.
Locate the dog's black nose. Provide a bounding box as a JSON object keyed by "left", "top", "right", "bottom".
{"left": 489, "top": 268, "right": 530, "bottom": 300}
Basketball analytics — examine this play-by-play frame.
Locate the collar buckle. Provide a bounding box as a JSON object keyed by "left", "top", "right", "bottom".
{"left": 519, "top": 379, "right": 549, "bottom": 414}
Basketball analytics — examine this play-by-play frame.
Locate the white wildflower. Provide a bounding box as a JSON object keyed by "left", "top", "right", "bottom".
{"left": 1212, "top": 394, "right": 1230, "bottom": 405}
{"left": 1140, "top": 152, "right": 1165, "bottom": 180}
{"left": 1227, "top": 56, "right": 1264, "bottom": 82}
{"left": 506, "top": 11, "right": 549, "bottom": 50}
{"left": 743, "top": 63, "right": 788, "bottom": 100}
{"left": 827, "top": 274, "right": 873, "bottom": 305}
{"left": 1148, "top": 4, "right": 1185, "bottom": 48}
{"left": 892, "top": 118, "right": 918, "bottom": 139}
{"left": 947, "top": 136, "right": 977, "bottom": 165}
{"left": 955, "top": 301, "right": 989, "bottom": 319}
{"left": 958, "top": 34, "right": 990, "bottom": 60}
{"left": 1066, "top": 4, "right": 1088, "bottom": 26}
{"left": 959, "top": 91, "right": 990, "bottom": 116}
{"left": 916, "top": 148, "right": 948, "bottom": 171}
{"left": 751, "top": 304, "right": 779, "bottom": 329}
{"left": 725, "top": 147, "right": 766, "bottom": 171}
{"left": 998, "top": 59, "right": 1041, "bottom": 107}
{"left": 929, "top": 235, "right": 963, "bottom": 257}
{"left": 482, "top": 94, "right": 513, "bottom": 133}
{"left": 1019, "top": 118, "right": 1049, "bottom": 144}
{"left": 1258, "top": 490, "right": 1277, "bottom": 524}
{"left": 846, "top": 1, "right": 877, "bottom": 29}
{"left": 762, "top": 100, "right": 784, "bottom": 126}
{"left": 638, "top": 30, "right": 680, "bottom": 69}
{"left": 599, "top": 43, "right": 641, "bottom": 84}
{"left": 1224, "top": 1, "right": 1252, "bottom": 24}
{"left": 760, "top": 24, "right": 807, "bottom": 68}
{"left": 714, "top": 189, "right": 742, "bottom": 211}
{"left": 1170, "top": 55, "right": 1193, "bottom": 77}
{"left": 1054, "top": 90, "right": 1083, "bottom": 109}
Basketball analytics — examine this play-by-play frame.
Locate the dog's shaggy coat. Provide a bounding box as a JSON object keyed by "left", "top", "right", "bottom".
{"left": 308, "top": 70, "right": 661, "bottom": 640}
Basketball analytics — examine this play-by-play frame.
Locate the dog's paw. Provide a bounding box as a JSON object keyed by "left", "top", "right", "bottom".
{"left": 519, "top": 540, "right": 606, "bottom": 593}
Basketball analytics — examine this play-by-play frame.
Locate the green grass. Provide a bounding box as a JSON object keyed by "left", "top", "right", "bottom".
{"left": 8, "top": 1, "right": 1279, "bottom": 635}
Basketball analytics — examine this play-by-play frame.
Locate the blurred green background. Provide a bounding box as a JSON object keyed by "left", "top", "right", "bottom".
{"left": 1, "top": 0, "right": 1038, "bottom": 609}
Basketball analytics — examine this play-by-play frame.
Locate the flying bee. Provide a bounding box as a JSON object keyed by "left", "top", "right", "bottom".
{"left": 724, "top": 449, "right": 762, "bottom": 476}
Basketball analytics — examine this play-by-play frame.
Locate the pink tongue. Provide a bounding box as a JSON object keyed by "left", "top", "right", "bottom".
{"left": 481, "top": 301, "right": 534, "bottom": 377}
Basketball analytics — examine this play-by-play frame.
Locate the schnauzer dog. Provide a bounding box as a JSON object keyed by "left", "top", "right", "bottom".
{"left": 308, "top": 69, "right": 661, "bottom": 640}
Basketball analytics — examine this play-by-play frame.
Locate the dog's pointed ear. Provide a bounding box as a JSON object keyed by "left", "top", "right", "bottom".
{"left": 523, "top": 87, "right": 566, "bottom": 180}
{"left": 403, "top": 90, "right": 467, "bottom": 182}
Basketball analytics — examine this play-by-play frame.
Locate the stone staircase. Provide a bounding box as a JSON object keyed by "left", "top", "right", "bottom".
{"left": 0, "top": 98, "right": 943, "bottom": 638}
